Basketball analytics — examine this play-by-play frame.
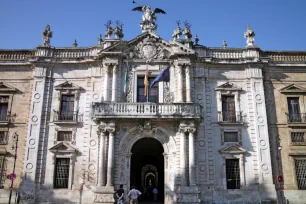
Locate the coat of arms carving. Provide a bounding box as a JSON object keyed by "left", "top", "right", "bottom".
{"left": 133, "top": 35, "right": 165, "bottom": 61}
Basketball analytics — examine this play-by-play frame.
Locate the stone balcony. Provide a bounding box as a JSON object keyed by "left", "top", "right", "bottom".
{"left": 92, "top": 102, "right": 202, "bottom": 120}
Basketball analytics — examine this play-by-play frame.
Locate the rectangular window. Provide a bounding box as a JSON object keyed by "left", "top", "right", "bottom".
{"left": 57, "top": 131, "right": 72, "bottom": 142}
{"left": 137, "top": 77, "right": 159, "bottom": 103}
{"left": 0, "top": 156, "right": 5, "bottom": 188}
{"left": 288, "top": 98, "right": 301, "bottom": 122}
{"left": 222, "top": 96, "right": 236, "bottom": 121}
{"left": 54, "top": 158, "right": 70, "bottom": 188}
{"left": 0, "top": 96, "right": 9, "bottom": 121}
{"left": 224, "top": 132, "right": 239, "bottom": 143}
{"left": 0, "top": 131, "right": 8, "bottom": 145}
{"left": 60, "top": 95, "right": 75, "bottom": 120}
{"left": 291, "top": 132, "right": 306, "bottom": 145}
{"left": 294, "top": 159, "right": 306, "bottom": 190}
{"left": 226, "top": 159, "right": 240, "bottom": 189}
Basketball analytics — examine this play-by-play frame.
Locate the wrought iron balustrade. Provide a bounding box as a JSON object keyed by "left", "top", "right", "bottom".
{"left": 218, "top": 111, "right": 243, "bottom": 123}
{"left": 53, "top": 111, "right": 82, "bottom": 122}
{"left": 0, "top": 132, "right": 8, "bottom": 145}
{"left": 287, "top": 113, "right": 306, "bottom": 123}
{"left": 93, "top": 102, "right": 202, "bottom": 119}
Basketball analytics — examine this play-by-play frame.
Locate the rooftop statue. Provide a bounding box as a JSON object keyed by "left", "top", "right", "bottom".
{"left": 42, "top": 25, "right": 53, "bottom": 46}
{"left": 132, "top": 5, "right": 166, "bottom": 33}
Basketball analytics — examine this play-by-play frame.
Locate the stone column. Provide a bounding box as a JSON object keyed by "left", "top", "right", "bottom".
{"left": 177, "top": 64, "right": 184, "bottom": 102}
{"left": 106, "top": 129, "right": 115, "bottom": 186}
{"left": 185, "top": 64, "right": 192, "bottom": 103}
{"left": 103, "top": 63, "right": 110, "bottom": 101}
{"left": 188, "top": 127, "right": 196, "bottom": 185}
{"left": 179, "top": 124, "right": 187, "bottom": 185}
{"left": 111, "top": 64, "right": 118, "bottom": 102}
{"left": 97, "top": 131, "right": 106, "bottom": 186}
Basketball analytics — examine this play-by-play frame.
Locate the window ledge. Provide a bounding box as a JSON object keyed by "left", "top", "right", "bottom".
{"left": 53, "top": 121, "right": 78, "bottom": 125}
{"left": 218, "top": 121, "right": 244, "bottom": 126}
{"left": 0, "top": 121, "right": 9, "bottom": 126}
{"left": 288, "top": 123, "right": 306, "bottom": 127}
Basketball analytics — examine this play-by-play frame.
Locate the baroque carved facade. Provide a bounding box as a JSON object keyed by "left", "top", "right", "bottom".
{"left": 0, "top": 12, "right": 305, "bottom": 204}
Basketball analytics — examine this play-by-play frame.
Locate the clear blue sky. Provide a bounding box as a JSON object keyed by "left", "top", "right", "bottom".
{"left": 0, "top": 0, "right": 305, "bottom": 50}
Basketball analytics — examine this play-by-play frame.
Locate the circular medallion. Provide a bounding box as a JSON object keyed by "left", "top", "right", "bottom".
{"left": 34, "top": 93, "right": 41, "bottom": 100}
{"left": 90, "top": 139, "right": 96, "bottom": 147}
{"left": 29, "top": 139, "right": 35, "bottom": 145}
{"left": 199, "top": 140, "right": 205, "bottom": 147}
{"left": 197, "top": 94, "right": 203, "bottom": 100}
{"left": 32, "top": 116, "right": 38, "bottom": 122}
{"left": 88, "top": 164, "right": 95, "bottom": 171}
{"left": 26, "top": 163, "right": 33, "bottom": 170}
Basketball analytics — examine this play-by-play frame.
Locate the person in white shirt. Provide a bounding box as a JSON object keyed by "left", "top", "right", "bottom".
{"left": 128, "top": 185, "right": 142, "bottom": 204}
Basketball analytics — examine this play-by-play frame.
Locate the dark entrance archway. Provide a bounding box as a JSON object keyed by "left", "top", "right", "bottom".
{"left": 130, "top": 138, "right": 164, "bottom": 202}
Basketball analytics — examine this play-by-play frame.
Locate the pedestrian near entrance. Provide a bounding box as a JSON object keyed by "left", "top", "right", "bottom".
{"left": 153, "top": 187, "right": 158, "bottom": 201}
{"left": 116, "top": 184, "right": 124, "bottom": 204}
{"left": 128, "top": 185, "right": 142, "bottom": 204}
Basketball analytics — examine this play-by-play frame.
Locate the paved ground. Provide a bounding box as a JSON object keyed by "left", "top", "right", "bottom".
{"left": 139, "top": 201, "right": 163, "bottom": 204}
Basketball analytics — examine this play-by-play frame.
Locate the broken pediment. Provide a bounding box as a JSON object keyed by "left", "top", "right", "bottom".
{"left": 100, "top": 32, "right": 195, "bottom": 61}
{"left": 0, "top": 82, "right": 17, "bottom": 92}
{"left": 215, "top": 82, "right": 242, "bottom": 91}
{"left": 55, "top": 81, "right": 82, "bottom": 91}
{"left": 49, "top": 142, "right": 77, "bottom": 154}
{"left": 280, "top": 84, "right": 306, "bottom": 93}
{"left": 219, "top": 144, "right": 247, "bottom": 154}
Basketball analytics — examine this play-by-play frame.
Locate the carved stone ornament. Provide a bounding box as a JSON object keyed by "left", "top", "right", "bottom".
{"left": 42, "top": 24, "right": 53, "bottom": 46}
{"left": 134, "top": 35, "right": 164, "bottom": 61}
{"left": 163, "top": 83, "right": 174, "bottom": 103}
{"left": 94, "top": 194, "right": 114, "bottom": 203}
{"left": 244, "top": 25, "right": 255, "bottom": 47}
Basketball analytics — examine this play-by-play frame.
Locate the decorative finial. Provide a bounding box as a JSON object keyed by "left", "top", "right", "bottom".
{"left": 114, "top": 20, "right": 124, "bottom": 39}
{"left": 42, "top": 24, "right": 53, "bottom": 46}
{"left": 104, "top": 20, "right": 113, "bottom": 39}
{"left": 73, "top": 39, "right": 78, "bottom": 47}
{"left": 222, "top": 40, "right": 227, "bottom": 48}
{"left": 194, "top": 34, "right": 199, "bottom": 45}
{"left": 183, "top": 21, "right": 192, "bottom": 40}
{"left": 172, "top": 20, "right": 182, "bottom": 40}
{"left": 132, "top": 5, "right": 166, "bottom": 33}
{"left": 98, "top": 34, "right": 103, "bottom": 45}
{"left": 244, "top": 25, "right": 255, "bottom": 47}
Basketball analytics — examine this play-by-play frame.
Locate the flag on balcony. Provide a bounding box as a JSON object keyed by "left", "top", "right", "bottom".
{"left": 150, "top": 65, "right": 170, "bottom": 88}
{"left": 144, "top": 64, "right": 149, "bottom": 96}
{"left": 123, "top": 61, "right": 129, "bottom": 95}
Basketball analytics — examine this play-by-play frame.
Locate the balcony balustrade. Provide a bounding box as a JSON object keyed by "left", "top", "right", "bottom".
{"left": 218, "top": 111, "right": 244, "bottom": 124}
{"left": 93, "top": 102, "right": 202, "bottom": 119}
{"left": 53, "top": 111, "right": 82, "bottom": 124}
{"left": 287, "top": 113, "right": 306, "bottom": 123}
{"left": 291, "top": 132, "right": 306, "bottom": 146}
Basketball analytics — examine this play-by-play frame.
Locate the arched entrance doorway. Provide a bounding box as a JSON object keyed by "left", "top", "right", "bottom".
{"left": 130, "top": 138, "right": 164, "bottom": 202}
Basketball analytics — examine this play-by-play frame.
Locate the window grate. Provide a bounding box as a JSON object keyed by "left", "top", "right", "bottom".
{"left": 58, "top": 131, "right": 72, "bottom": 142}
{"left": 291, "top": 132, "right": 306, "bottom": 145}
{"left": 54, "top": 158, "right": 70, "bottom": 188}
{"left": 224, "top": 132, "right": 239, "bottom": 143}
{"left": 0, "top": 132, "right": 8, "bottom": 145}
{"left": 295, "top": 159, "right": 306, "bottom": 190}
{"left": 226, "top": 159, "right": 240, "bottom": 189}
{"left": 0, "top": 156, "right": 5, "bottom": 188}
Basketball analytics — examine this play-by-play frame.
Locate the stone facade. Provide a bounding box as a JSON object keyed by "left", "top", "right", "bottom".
{"left": 264, "top": 59, "right": 306, "bottom": 204}
{"left": 0, "top": 12, "right": 305, "bottom": 204}
{"left": 0, "top": 58, "right": 33, "bottom": 203}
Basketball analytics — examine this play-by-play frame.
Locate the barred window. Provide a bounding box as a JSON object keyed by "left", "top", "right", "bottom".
{"left": 291, "top": 132, "right": 306, "bottom": 145}
{"left": 0, "top": 96, "right": 9, "bottom": 121}
{"left": 226, "top": 159, "right": 240, "bottom": 189}
{"left": 0, "top": 156, "right": 5, "bottom": 188}
{"left": 224, "top": 132, "right": 239, "bottom": 143}
{"left": 54, "top": 158, "right": 70, "bottom": 188}
{"left": 295, "top": 159, "right": 306, "bottom": 190}
{"left": 0, "top": 132, "right": 8, "bottom": 145}
{"left": 57, "top": 131, "right": 72, "bottom": 142}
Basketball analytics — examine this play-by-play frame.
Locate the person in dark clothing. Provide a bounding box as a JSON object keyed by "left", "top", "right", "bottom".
{"left": 116, "top": 184, "right": 124, "bottom": 204}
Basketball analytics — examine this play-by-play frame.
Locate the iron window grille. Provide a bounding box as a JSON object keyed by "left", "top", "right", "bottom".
{"left": 0, "top": 96, "right": 9, "bottom": 121}
{"left": 291, "top": 132, "right": 306, "bottom": 146}
{"left": 294, "top": 159, "right": 306, "bottom": 190}
{"left": 226, "top": 159, "right": 240, "bottom": 189}
{"left": 0, "top": 156, "right": 5, "bottom": 188}
{"left": 54, "top": 158, "right": 70, "bottom": 188}
{"left": 57, "top": 131, "right": 72, "bottom": 142}
{"left": 0, "top": 132, "right": 8, "bottom": 145}
{"left": 224, "top": 132, "right": 239, "bottom": 143}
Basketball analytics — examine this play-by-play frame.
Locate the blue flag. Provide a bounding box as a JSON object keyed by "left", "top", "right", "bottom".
{"left": 150, "top": 65, "right": 170, "bottom": 88}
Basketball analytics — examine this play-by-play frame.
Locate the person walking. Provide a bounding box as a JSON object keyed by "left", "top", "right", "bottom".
{"left": 152, "top": 187, "right": 158, "bottom": 201}
{"left": 128, "top": 185, "right": 142, "bottom": 204}
{"left": 116, "top": 184, "right": 124, "bottom": 204}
